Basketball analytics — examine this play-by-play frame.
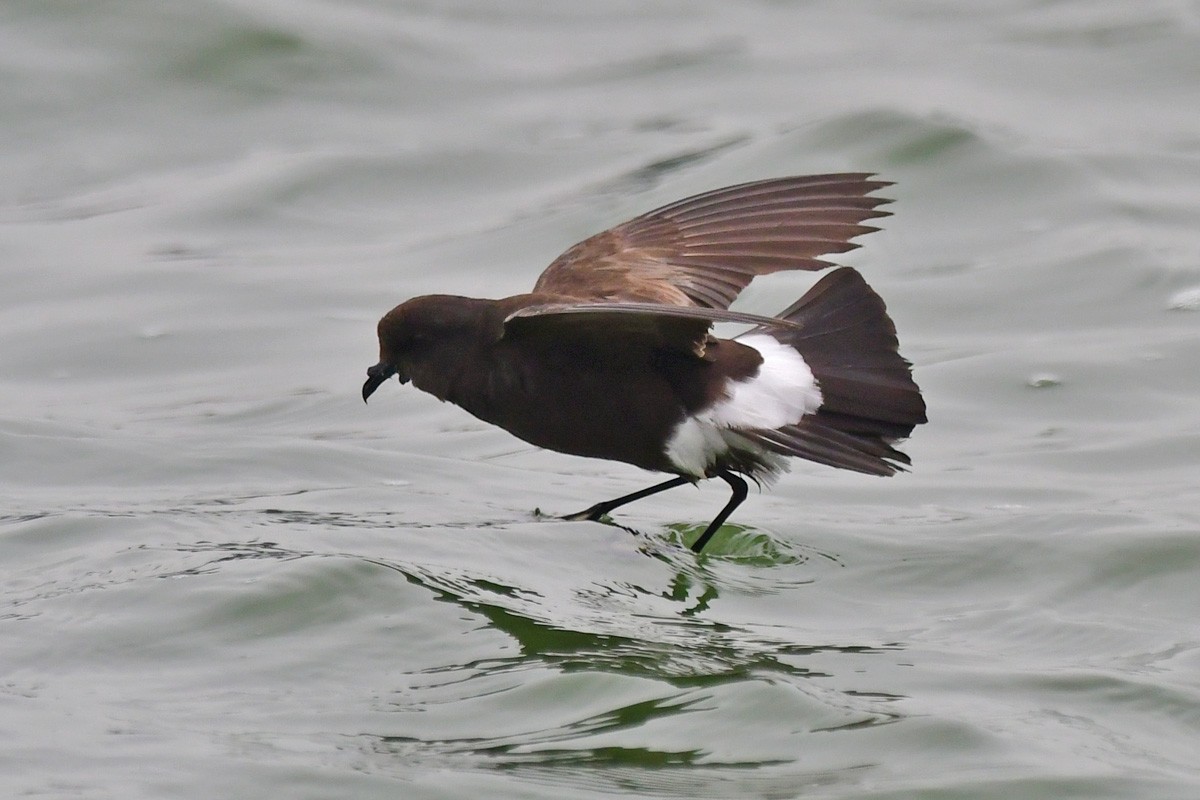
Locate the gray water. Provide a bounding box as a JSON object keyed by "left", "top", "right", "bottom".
{"left": 4, "top": 2, "right": 1200, "bottom": 798}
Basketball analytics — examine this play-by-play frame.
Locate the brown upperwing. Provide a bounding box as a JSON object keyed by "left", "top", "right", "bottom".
{"left": 531, "top": 173, "right": 891, "bottom": 309}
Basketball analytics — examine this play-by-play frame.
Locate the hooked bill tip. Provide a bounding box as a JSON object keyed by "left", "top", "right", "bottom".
{"left": 362, "top": 362, "right": 395, "bottom": 403}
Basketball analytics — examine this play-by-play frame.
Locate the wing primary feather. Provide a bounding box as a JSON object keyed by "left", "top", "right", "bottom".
{"left": 660, "top": 190, "right": 892, "bottom": 225}
{"left": 652, "top": 178, "right": 892, "bottom": 220}
{"left": 649, "top": 173, "right": 885, "bottom": 216}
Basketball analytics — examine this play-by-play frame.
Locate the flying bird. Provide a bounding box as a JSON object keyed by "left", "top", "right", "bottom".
{"left": 363, "top": 174, "right": 926, "bottom": 552}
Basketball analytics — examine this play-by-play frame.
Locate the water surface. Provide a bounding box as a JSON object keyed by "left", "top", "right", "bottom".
{"left": 3, "top": 2, "right": 1200, "bottom": 798}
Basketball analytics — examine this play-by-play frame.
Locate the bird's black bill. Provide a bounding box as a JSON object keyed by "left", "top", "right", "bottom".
{"left": 362, "top": 362, "right": 397, "bottom": 402}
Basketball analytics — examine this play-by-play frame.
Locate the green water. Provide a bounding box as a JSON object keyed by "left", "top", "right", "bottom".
{"left": 3, "top": 2, "right": 1199, "bottom": 798}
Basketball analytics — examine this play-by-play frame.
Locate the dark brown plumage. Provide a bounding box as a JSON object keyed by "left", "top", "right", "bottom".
{"left": 364, "top": 174, "right": 926, "bottom": 552}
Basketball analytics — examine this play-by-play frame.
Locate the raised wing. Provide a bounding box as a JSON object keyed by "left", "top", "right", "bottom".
{"left": 532, "top": 173, "right": 891, "bottom": 308}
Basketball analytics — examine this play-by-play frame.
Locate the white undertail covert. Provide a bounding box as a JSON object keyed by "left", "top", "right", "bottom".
{"left": 664, "top": 334, "right": 823, "bottom": 479}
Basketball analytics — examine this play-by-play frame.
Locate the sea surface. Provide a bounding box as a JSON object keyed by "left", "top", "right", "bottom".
{"left": 4, "top": 2, "right": 1200, "bottom": 798}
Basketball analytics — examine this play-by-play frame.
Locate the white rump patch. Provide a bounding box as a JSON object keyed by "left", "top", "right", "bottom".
{"left": 665, "top": 334, "right": 823, "bottom": 478}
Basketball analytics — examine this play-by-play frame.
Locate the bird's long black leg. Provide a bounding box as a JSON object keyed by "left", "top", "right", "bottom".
{"left": 690, "top": 469, "right": 748, "bottom": 553}
{"left": 561, "top": 476, "right": 692, "bottom": 522}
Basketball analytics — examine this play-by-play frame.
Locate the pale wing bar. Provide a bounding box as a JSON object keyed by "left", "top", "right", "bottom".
{"left": 504, "top": 300, "right": 806, "bottom": 332}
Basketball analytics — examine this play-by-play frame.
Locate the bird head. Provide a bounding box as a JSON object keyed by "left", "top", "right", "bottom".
{"left": 362, "top": 294, "right": 496, "bottom": 403}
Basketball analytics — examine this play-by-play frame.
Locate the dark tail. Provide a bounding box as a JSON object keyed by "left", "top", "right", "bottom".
{"left": 742, "top": 267, "right": 927, "bottom": 476}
